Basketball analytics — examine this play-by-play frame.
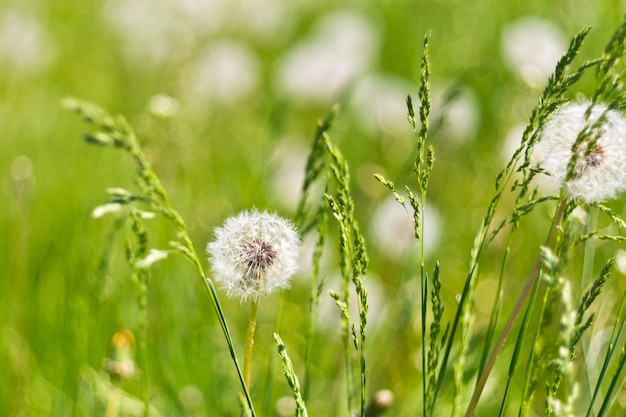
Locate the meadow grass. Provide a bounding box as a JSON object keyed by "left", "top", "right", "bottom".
{"left": 4, "top": 1, "right": 626, "bottom": 417}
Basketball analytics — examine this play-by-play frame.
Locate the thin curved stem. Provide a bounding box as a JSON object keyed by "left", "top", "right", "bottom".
{"left": 464, "top": 198, "right": 567, "bottom": 417}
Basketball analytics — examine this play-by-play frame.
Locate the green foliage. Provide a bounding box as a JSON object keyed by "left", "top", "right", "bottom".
{"left": 6, "top": 3, "right": 626, "bottom": 417}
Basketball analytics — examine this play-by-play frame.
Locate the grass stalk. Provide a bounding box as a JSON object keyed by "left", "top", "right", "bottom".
{"left": 464, "top": 198, "right": 567, "bottom": 417}
{"left": 586, "top": 289, "right": 626, "bottom": 417}
{"left": 596, "top": 341, "right": 626, "bottom": 417}
{"left": 480, "top": 229, "right": 514, "bottom": 379}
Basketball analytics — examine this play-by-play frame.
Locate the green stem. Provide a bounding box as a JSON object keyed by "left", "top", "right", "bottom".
{"left": 463, "top": 198, "right": 567, "bottom": 417}
{"left": 479, "top": 229, "right": 515, "bottom": 378}
{"left": 580, "top": 205, "right": 598, "bottom": 405}
{"left": 244, "top": 300, "right": 259, "bottom": 390}
{"left": 420, "top": 199, "right": 428, "bottom": 417}
{"left": 586, "top": 289, "right": 626, "bottom": 417}
{"left": 204, "top": 278, "right": 256, "bottom": 415}
{"left": 139, "top": 273, "right": 149, "bottom": 417}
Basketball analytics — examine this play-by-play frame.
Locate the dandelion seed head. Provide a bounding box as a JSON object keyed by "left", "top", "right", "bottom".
{"left": 207, "top": 209, "right": 300, "bottom": 301}
{"left": 538, "top": 101, "right": 626, "bottom": 203}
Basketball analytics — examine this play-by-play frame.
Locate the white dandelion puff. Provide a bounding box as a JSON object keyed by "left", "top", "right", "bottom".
{"left": 537, "top": 101, "right": 626, "bottom": 203}
{"left": 207, "top": 209, "right": 301, "bottom": 301}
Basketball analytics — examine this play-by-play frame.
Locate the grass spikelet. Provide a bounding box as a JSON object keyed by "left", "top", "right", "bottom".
{"left": 274, "top": 333, "right": 308, "bottom": 417}
{"left": 322, "top": 119, "right": 369, "bottom": 416}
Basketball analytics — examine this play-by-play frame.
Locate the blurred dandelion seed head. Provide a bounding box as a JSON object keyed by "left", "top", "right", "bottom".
{"left": 537, "top": 101, "right": 626, "bottom": 203}
{"left": 370, "top": 195, "right": 442, "bottom": 260}
{"left": 275, "top": 10, "right": 379, "bottom": 103}
{"left": 616, "top": 249, "right": 626, "bottom": 275}
{"left": 0, "top": 11, "right": 55, "bottom": 76}
{"left": 149, "top": 94, "right": 180, "bottom": 118}
{"left": 269, "top": 141, "right": 309, "bottom": 210}
{"left": 351, "top": 74, "right": 415, "bottom": 137}
{"left": 501, "top": 17, "right": 566, "bottom": 88}
{"left": 207, "top": 209, "right": 301, "bottom": 301}
{"left": 431, "top": 82, "right": 481, "bottom": 144}
{"left": 182, "top": 40, "right": 260, "bottom": 106}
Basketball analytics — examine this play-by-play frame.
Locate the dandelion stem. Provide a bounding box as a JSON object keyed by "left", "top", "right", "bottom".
{"left": 203, "top": 278, "right": 256, "bottom": 415}
{"left": 464, "top": 198, "right": 567, "bottom": 417}
{"left": 244, "top": 300, "right": 259, "bottom": 391}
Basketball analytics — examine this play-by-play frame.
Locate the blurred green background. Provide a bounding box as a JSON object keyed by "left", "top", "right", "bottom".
{"left": 2, "top": 0, "right": 626, "bottom": 415}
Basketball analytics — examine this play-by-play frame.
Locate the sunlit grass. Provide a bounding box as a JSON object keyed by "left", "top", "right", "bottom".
{"left": 3, "top": 1, "right": 626, "bottom": 416}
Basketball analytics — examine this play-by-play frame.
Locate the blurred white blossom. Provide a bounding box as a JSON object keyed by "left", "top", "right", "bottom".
{"left": 229, "top": 0, "right": 295, "bottom": 44}
{"left": 269, "top": 140, "right": 309, "bottom": 210}
{"left": 431, "top": 83, "right": 480, "bottom": 144}
{"left": 351, "top": 74, "right": 415, "bottom": 136}
{"left": 501, "top": 17, "right": 566, "bottom": 88}
{"left": 149, "top": 94, "right": 180, "bottom": 118}
{"left": 181, "top": 40, "right": 260, "bottom": 106}
{"left": 616, "top": 250, "right": 626, "bottom": 275}
{"left": 104, "top": 0, "right": 226, "bottom": 65}
{"left": 501, "top": 124, "right": 526, "bottom": 164}
{"left": 275, "top": 11, "right": 379, "bottom": 103}
{"left": 370, "top": 195, "right": 441, "bottom": 261}
{"left": 0, "top": 11, "right": 55, "bottom": 76}
{"left": 105, "top": 0, "right": 186, "bottom": 65}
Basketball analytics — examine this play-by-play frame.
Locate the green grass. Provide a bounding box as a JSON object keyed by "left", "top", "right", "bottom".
{"left": 3, "top": 1, "right": 626, "bottom": 416}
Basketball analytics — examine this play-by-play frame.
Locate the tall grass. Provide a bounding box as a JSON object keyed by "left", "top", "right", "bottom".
{"left": 4, "top": 3, "right": 626, "bottom": 417}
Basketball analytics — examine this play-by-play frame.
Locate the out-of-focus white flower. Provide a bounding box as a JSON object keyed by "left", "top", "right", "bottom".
{"left": 616, "top": 250, "right": 626, "bottom": 275}
{"left": 275, "top": 11, "right": 379, "bottom": 103}
{"left": 268, "top": 140, "right": 309, "bottom": 210}
{"left": 207, "top": 209, "right": 301, "bottom": 301}
{"left": 316, "top": 272, "right": 387, "bottom": 331}
{"left": 537, "top": 101, "right": 626, "bottom": 203}
{"left": 182, "top": 40, "right": 260, "bottom": 105}
{"left": 275, "top": 396, "right": 297, "bottom": 417}
{"left": 431, "top": 82, "right": 480, "bottom": 144}
{"left": 104, "top": 0, "right": 181, "bottom": 65}
{"left": 149, "top": 94, "right": 180, "bottom": 118}
{"left": 105, "top": 0, "right": 227, "bottom": 65}
{"left": 501, "top": 124, "right": 526, "bottom": 164}
{"left": 501, "top": 17, "right": 566, "bottom": 88}
{"left": 0, "top": 11, "right": 55, "bottom": 76}
{"left": 230, "top": 0, "right": 295, "bottom": 44}
{"left": 351, "top": 74, "right": 414, "bottom": 136}
{"left": 370, "top": 195, "right": 441, "bottom": 260}
{"left": 173, "top": 0, "right": 226, "bottom": 35}
{"left": 178, "top": 385, "right": 205, "bottom": 414}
